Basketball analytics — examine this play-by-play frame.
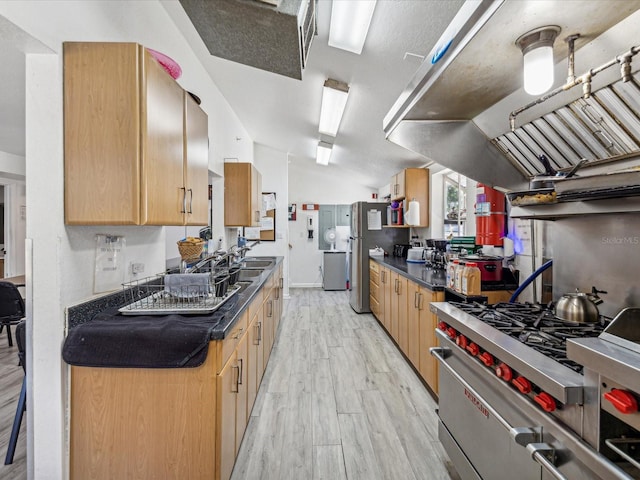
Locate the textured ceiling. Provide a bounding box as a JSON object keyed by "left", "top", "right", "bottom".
{"left": 163, "top": 0, "right": 465, "bottom": 188}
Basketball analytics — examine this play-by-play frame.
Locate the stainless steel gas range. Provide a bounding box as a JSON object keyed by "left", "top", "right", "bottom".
{"left": 431, "top": 301, "right": 639, "bottom": 480}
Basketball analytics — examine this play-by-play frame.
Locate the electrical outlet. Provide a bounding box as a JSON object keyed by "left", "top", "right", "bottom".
{"left": 132, "top": 263, "right": 145, "bottom": 274}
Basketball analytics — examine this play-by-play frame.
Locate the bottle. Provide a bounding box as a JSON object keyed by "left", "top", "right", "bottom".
{"left": 237, "top": 230, "right": 246, "bottom": 248}
{"left": 462, "top": 262, "right": 481, "bottom": 296}
{"left": 446, "top": 259, "right": 458, "bottom": 289}
{"left": 454, "top": 260, "right": 466, "bottom": 292}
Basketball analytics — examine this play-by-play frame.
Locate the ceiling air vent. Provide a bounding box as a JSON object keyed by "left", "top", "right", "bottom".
{"left": 179, "top": 0, "right": 316, "bottom": 80}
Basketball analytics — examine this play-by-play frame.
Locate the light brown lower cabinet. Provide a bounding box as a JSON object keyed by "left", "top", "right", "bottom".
{"left": 419, "top": 289, "right": 445, "bottom": 395}
{"left": 369, "top": 260, "right": 444, "bottom": 396}
{"left": 380, "top": 265, "right": 390, "bottom": 331}
{"left": 407, "top": 280, "right": 421, "bottom": 369}
{"left": 70, "top": 267, "right": 283, "bottom": 480}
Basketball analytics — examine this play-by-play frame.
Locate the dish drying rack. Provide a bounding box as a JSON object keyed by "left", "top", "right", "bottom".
{"left": 118, "top": 274, "right": 240, "bottom": 315}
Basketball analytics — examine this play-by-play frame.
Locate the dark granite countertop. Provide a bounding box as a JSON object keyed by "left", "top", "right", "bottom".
{"left": 371, "top": 256, "right": 519, "bottom": 295}
{"left": 66, "top": 256, "right": 284, "bottom": 342}
{"left": 370, "top": 256, "right": 446, "bottom": 291}
{"left": 208, "top": 258, "right": 283, "bottom": 340}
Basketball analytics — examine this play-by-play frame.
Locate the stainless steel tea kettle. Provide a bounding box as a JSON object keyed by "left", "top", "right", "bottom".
{"left": 555, "top": 286, "right": 607, "bottom": 323}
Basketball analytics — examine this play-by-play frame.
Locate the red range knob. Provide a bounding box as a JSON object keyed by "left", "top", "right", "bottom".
{"left": 438, "top": 321, "right": 447, "bottom": 331}
{"left": 456, "top": 335, "right": 468, "bottom": 350}
{"left": 534, "top": 392, "right": 556, "bottom": 412}
{"left": 466, "top": 342, "right": 480, "bottom": 356}
{"left": 604, "top": 389, "right": 638, "bottom": 414}
{"left": 512, "top": 376, "right": 532, "bottom": 394}
{"left": 496, "top": 363, "right": 513, "bottom": 382}
{"left": 446, "top": 327, "right": 457, "bottom": 340}
{"left": 479, "top": 352, "right": 494, "bottom": 367}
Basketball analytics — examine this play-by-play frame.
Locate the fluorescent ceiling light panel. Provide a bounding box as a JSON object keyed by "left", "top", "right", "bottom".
{"left": 316, "top": 141, "right": 333, "bottom": 166}
{"left": 329, "top": 0, "right": 377, "bottom": 54}
{"left": 319, "top": 79, "right": 349, "bottom": 137}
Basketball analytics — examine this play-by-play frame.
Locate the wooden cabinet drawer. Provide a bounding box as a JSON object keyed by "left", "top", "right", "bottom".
{"left": 370, "top": 266, "right": 380, "bottom": 287}
{"left": 369, "top": 260, "right": 380, "bottom": 274}
{"left": 370, "top": 280, "right": 379, "bottom": 302}
{"left": 370, "top": 294, "right": 380, "bottom": 318}
{"left": 248, "top": 291, "right": 264, "bottom": 322}
{"left": 221, "top": 310, "right": 248, "bottom": 367}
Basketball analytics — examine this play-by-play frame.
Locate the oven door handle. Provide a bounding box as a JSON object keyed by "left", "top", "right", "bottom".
{"left": 604, "top": 438, "right": 640, "bottom": 472}
{"left": 527, "top": 443, "right": 569, "bottom": 480}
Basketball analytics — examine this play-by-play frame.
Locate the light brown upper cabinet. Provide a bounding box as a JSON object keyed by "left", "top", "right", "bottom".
{"left": 64, "top": 42, "right": 208, "bottom": 225}
{"left": 224, "top": 163, "right": 262, "bottom": 227}
{"left": 390, "top": 168, "right": 430, "bottom": 227}
{"left": 391, "top": 171, "right": 406, "bottom": 200}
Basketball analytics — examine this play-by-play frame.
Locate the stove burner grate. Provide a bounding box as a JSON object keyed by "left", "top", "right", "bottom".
{"left": 449, "top": 301, "right": 607, "bottom": 374}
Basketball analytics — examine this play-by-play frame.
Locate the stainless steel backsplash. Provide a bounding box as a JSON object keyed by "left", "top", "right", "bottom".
{"left": 552, "top": 213, "right": 640, "bottom": 318}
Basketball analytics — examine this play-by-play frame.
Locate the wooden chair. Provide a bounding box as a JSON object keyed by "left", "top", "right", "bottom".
{"left": 0, "top": 281, "right": 25, "bottom": 347}
{"left": 5, "top": 320, "right": 26, "bottom": 465}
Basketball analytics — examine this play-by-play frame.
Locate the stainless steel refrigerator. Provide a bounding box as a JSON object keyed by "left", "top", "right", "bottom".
{"left": 349, "top": 202, "right": 409, "bottom": 313}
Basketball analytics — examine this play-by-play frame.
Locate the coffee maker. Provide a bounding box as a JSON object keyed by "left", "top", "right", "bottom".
{"left": 425, "top": 239, "right": 448, "bottom": 269}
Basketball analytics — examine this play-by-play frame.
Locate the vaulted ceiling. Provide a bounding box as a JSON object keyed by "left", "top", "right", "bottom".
{"left": 162, "top": 0, "right": 465, "bottom": 188}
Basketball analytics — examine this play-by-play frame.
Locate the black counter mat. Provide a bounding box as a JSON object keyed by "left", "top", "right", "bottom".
{"left": 62, "top": 295, "right": 238, "bottom": 368}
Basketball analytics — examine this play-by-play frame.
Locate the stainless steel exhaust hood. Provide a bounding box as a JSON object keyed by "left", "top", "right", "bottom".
{"left": 384, "top": 0, "right": 640, "bottom": 190}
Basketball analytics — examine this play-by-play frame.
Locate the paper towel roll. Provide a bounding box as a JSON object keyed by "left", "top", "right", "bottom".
{"left": 405, "top": 199, "right": 420, "bottom": 226}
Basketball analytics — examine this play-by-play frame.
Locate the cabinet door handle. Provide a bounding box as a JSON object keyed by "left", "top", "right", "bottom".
{"left": 180, "top": 187, "right": 187, "bottom": 214}
{"left": 238, "top": 358, "right": 243, "bottom": 386}
{"left": 268, "top": 300, "right": 273, "bottom": 317}
{"left": 253, "top": 323, "right": 260, "bottom": 345}
{"left": 418, "top": 293, "right": 424, "bottom": 310}
{"left": 187, "top": 188, "right": 193, "bottom": 214}
{"left": 414, "top": 291, "right": 419, "bottom": 309}
{"left": 258, "top": 321, "right": 262, "bottom": 342}
{"left": 232, "top": 365, "right": 240, "bottom": 393}
{"left": 397, "top": 280, "right": 401, "bottom": 295}
{"left": 381, "top": 271, "right": 386, "bottom": 283}
{"left": 279, "top": 277, "right": 283, "bottom": 288}
{"left": 394, "top": 279, "right": 398, "bottom": 293}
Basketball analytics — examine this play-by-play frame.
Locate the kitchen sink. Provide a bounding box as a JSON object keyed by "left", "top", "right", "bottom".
{"left": 234, "top": 281, "right": 253, "bottom": 294}
{"left": 238, "top": 268, "right": 264, "bottom": 281}
{"left": 239, "top": 258, "right": 275, "bottom": 269}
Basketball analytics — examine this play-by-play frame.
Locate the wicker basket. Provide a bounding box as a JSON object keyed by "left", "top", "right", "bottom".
{"left": 177, "top": 240, "right": 204, "bottom": 260}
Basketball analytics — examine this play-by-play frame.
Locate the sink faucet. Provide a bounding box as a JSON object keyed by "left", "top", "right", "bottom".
{"left": 237, "top": 240, "right": 261, "bottom": 259}
{"left": 182, "top": 250, "right": 235, "bottom": 274}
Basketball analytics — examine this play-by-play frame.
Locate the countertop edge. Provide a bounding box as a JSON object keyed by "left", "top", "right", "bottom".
{"left": 369, "top": 256, "right": 445, "bottom": 291}
{"left": 209, "top": 256, "right": 284, "bottom": 340}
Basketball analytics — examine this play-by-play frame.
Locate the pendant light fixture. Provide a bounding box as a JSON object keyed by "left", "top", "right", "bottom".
{"left": 516, "top": 26, "right": 561, "bottom": 95}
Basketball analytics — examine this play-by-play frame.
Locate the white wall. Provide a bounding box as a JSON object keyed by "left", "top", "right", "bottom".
{"left": 251, "top": 144, "right": 289, "bottom": 295}
{"left": 3, "top": 181, "right": 26, "bottom": 277}
{"left": 0, "top": 150, "right": 26, "bottom": 177}
{"left": 0, "top": 1, "right": 254, "bottom": 477}
{"left": 288, "top": 157, "right": 379, "bottom": 287}
{"left": 0, "top": 151, "right": 27, "bottom": 278}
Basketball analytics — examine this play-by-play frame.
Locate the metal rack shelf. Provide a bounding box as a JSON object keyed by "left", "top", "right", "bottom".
{"left": 509, "top": 196, "right": 640, "bottom": 219}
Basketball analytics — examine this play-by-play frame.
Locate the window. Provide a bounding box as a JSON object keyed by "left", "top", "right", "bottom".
{"left": 443, "top": 171, "right": 467, "bottom": 237}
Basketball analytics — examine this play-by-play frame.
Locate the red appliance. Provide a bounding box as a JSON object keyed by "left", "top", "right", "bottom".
{"left": 460, "top": 254, "right": 503, "bottom": 282}
{"left": 475, "top": 183, "right": 506, "bottom": 246}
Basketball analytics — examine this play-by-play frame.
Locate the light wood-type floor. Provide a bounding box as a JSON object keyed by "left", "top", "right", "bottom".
{"left": 0, "top": 331, "right": 26, "bottom": 480}
{"left": 232, "top": 288, "right": 460, "bottom": 480}
{"left": 0, "top": 289, "right": 459, "bottom": 480}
